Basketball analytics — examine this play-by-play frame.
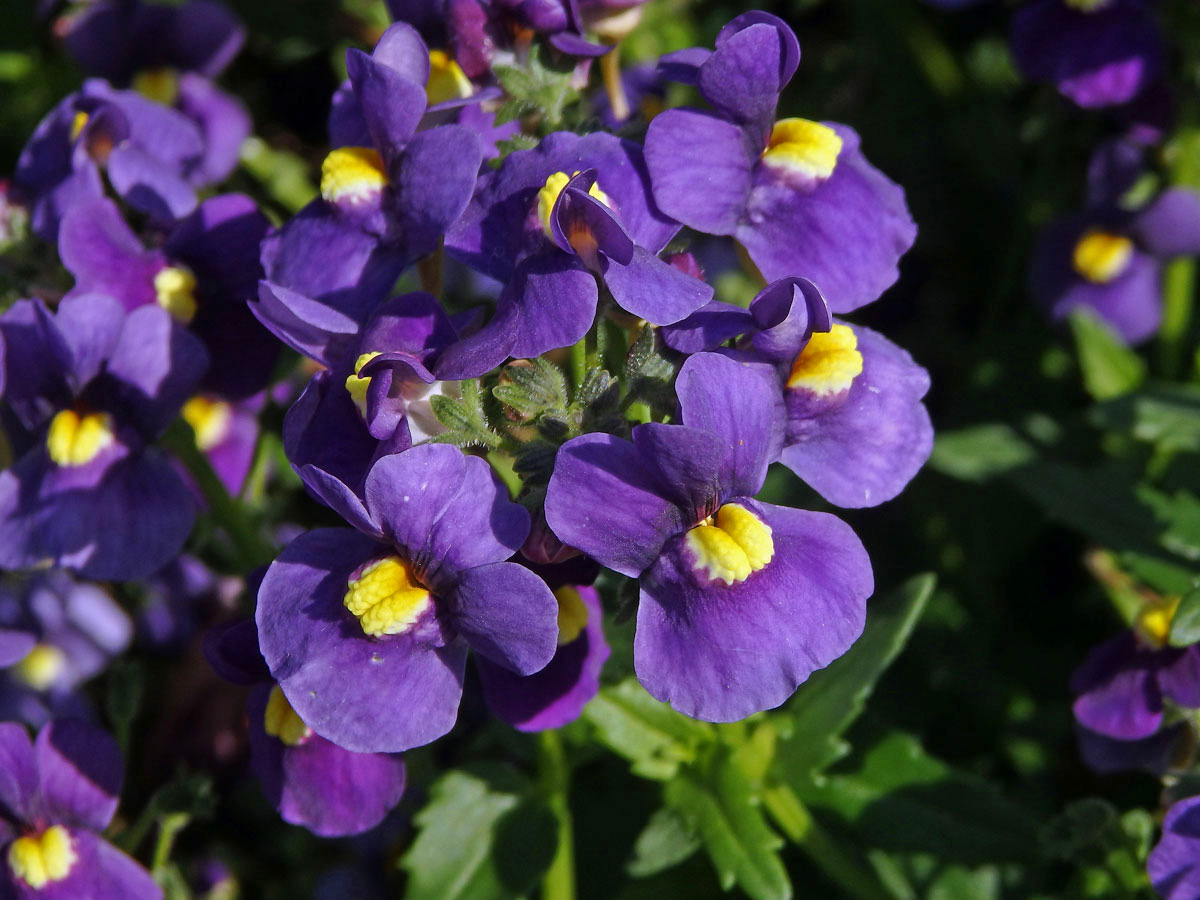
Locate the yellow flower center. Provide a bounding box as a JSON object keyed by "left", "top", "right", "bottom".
{"left": 537, "top": 171, "right": 612, "bottom": 240}
{"left": 12, "top": 644, "right": 66, "bottom": 691}
{"left": 69, "top": 111, "right": 89, "bottom": 142}
{"left": 263, "top": 684, "right": 312, "bottom": 746}
{"left": 1065, "top": 0, "right": 1110, "bottom": 11}
{"left": 46, "top": 410, "right": 115, "bottom": 467}
{"left": 154, "top": 265, "right": 198, "bottom": 324}
{"left": 787, "top": 324, "right": 863, "bottom": 395}
{"left": 132, "top": 67, "right": 180, "bottom": 106}
{"left": 1072, "top": 229, "right": 1134, "bottom": 284}
{"left": 345, "top": 351, "right": 383, "bottom": 418}
{"left": 344, "top": 556, "right": 433, "bottom": 637}
{"left": 181, "top": 396, "right": 233, "bottom": 452}
{"left": 8, "top": 826, "right": 76, "bottom": 889}
{"left": 685, "top": 504, "right": 775, "bottom": 586}
{"left": 1136, "top": 596, "right": 1181, "bottom": 649}
{"left": 555, "top": 586, "right": 589, "bottom": 645}
{"left": 762, "top": 118, "right": 843, "bottom": 183}
{"left": 321, "top": 147, "right": 388, "bottom": 205}
{"left": 426, "top": 50, "right": 474, "bottom": 105}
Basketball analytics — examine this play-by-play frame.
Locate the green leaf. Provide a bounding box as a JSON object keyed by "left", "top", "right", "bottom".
{"left": 664, "top": 749, "right": 791, "bottom": 900}
{"left": 401, "top": 766, "right": 558, "bottom": 900}
{"left": 493, "top": 45, "right": 578, "bottom": 129}
{"left": 105, "top": 659, "right": 143, "bottom": 753}
{"left": 775, "top": 574, "right": 935, "bottom": 785}
{"left": 583, "top": 677, "right": 714, "bottom": 780}
{"left": 626, "top": 807, "right": 701, "bottom": 878}
{"left": 1068, "top": 308, "right": 1146, "bottom": 400}
{"left": 802, "top": 732, "right": 1039, "bottom": 864}
{"left": 1170, "top": 586, "right": 1200, "bottom": 646}
{"left": 928, "top": 424, "right": 1036, "bottom": 483}
{"left": 428, "top": 380, "right": 503, "bottom": 449}
{"left": 1090, "top": 383, "right": 1200, "bottom": 454}
{"left": 495, "top": 358, "right": 569, "bottom": 415}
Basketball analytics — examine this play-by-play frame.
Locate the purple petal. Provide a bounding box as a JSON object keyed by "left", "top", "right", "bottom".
{"left": 1159, "top": 646, "right": 1200, "bottom": 710}
{"left": 477, "top": 584, "right": 609, "bottom": 730}
{"left": 1071, "top": 632, "right": 1164, "bottom": 740}
{"left": 72, "top": 830, "right": 162, "bottom": 900}
{"left": 1150, "top": 795, "right": 1200, "bottom": 900}
{"left": 256, "top": 528, "right": 467, "bottom": 753}
{"left": 346, "top": 48, "right": 426, "bottom": 163}
{"left": 602, "top": 246, "right": 713, "bottom": 325}
{"left": 1133, "top": 188, "right": 1200, "bottom": 258}
{"left": 738, "top": 126, "right": 916, "bottom": 313}
{"left": 106, "top": 144, "right": 198, "bottom": 226}
{"left": 715, "top": 12, "right": 800, "bottom": 87}
{"left": 661, "top": 300, "right": 754, "bottom": 354}
{"left": 53, "top": 294, "right": 126, "bottom": 388}
{"left": 59, "top": 197, "right": 161, "bottom": 310}
{"left": 35, "top": 720, "right": 121, "bottom": 832}
{"left": 178, "top": 74, "right": 251, "bottom": 186}
{"left": 0, "top": 301, "right": 74, "bottom": 429}
{"left": 749, "top": 277, "right": 833, "bottom": 362}
{"left": 697, "top": 22, "right": 784, "bottom": 138}
{"left": 544, "top": 433, "right": 683, "bottom": 577}
{"left": 393, "top": 124, "right": 483, "bottom": 250}
{"left": 630, "top": 422, "right": 724, "bottom": 519}
{"left": 645, "top": 109, "right": 754, "bottom": 236}
{"left": 780, "top": 324, "right": 932, "bottom": 508}
{"left": 0, "top": 722, "right": 37, "bottom": 823}
{"left": 203, "top": 618, "right": 269, "bottom": 686}
{"left": 635, "top": 502, "right": 872, "bottom": 721}
{"left": 372, "top": 21, "right": 433, "bottom": 85}
{"left": 450, "top": 562, "right": 558, "bottom": 674}
{"left": 247, "top": 684, "right": 406, "bottom": 837}
{"left": 0, "top": 631, "right": 36, "bottom": 668}
{"left": 675, "top": 352, "right": 783, "bottom": 498}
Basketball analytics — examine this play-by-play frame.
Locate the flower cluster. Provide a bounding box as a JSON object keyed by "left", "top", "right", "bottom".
{"left": 0, "top": 0, "right": 930, "bottom": 864}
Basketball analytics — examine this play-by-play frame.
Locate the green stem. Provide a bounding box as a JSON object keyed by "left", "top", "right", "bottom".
{"left": 599, "top": 47, "right": 629, "bottom": 123}
{"left": 762, "top": 785, "right": 894, "bottom": 900}
{"left": 1160, "top": 258, "right": 1196, "bottom": 379}
{"left": 539, "top": 731, "right": 575, "bottom": 900}
{"left": 162, "top": 421, "right": 276, "bottom": 571}
{"left": 152, "top": 813, "right": 189, "bottom": 874}
{"left": 569, "top": 336, "right": 587, "bottom": 391}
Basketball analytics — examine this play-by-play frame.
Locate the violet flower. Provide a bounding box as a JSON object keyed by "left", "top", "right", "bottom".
{"left": 545, "top": 351, "right": 873, "bottom": 721}
{"left": 256, "top": 445, "right": 559, "bottom": 751}
{"left": 1149, "top": 795, "right": 1200, "bottom": 900}
{"left": 644, "top": 12, "right": 916, "bottom": 313}
{"left": 441, "top": 131, "right": 711, "bottom": 378}
{"left": 205, "top": 619, "right": 407, "bottom": 837}
{"left": 1010, "top": 0, "right": 1163, "bottom": 109}
{"left": 0, "top": 296, "right": 207, "bottom": 580}
{"left": 0, "top": 720, "right": 160, "bottom": 899}
{"left": 59, "top": 194, "right": 274, "bottom": 399}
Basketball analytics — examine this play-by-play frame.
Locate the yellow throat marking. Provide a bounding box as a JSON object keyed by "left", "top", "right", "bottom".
{"left": 555, "top": 586, "right": 588, "bottom": 645}
{"left": 787, "top": 324, "right": 863, "bottom": 394}
{"left": 1072, "top": 229, "right": 1134, "bottom": 284}
{"left": 537, "top": 171, "right": 612, "bottom": 240}
{"left": 182, "top": 395, "right": 233, "bottom": 452}
{"left": 264, "top": 684, "right": 312, "bottom": 746}
{"left": 8, "top": 826, "right": 76, "bottom": 889}
{"left": 345, "top": 351, "right": 383, "bottom": 418}
{"left": 46, "top": 410, "right": 115, "bottom": 467}
{"left": 686, "top": 504, "right": 775, "bottom": 586}
{"left": 154, "top": 265, "right": 198, "bottom": 324}
{"left": 344, "top": 556, "right": 432, "bottom": 637}
{"left": 762, "top": 118, "right": 843, "bottom": 182}
{"left": 426, "top": 50, "right": 474, "bottom": 105}
{"left": 69, "top": 111, "right": 90, "bottom": 142}
{"left": 1136, "top": 596, "right": 1181, "bottom": 648}
{"left": 133, "top": 68, "right": 180, "bottom": 106}
{"left": 321, "top": 147, "right": 388, "bottom": 205}
{"left": 13, "top": 644, "right": 66, "bottom": 691}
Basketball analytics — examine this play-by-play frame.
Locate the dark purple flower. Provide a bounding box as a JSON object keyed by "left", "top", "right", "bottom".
{"left": 545, "top": 351, "right": 873, "bottom": 721}
{"left": 280, "top": 291, "right": 461, "bottom": 508}
{"left": 1150, "top": 795, "right": 1200, "bottom": 899}
{"left": 645, "top": 13, "right": 916, "bottom": 313}
{"left": 59, "top": 0, "right": 244, "bottom": 86}
{"left": 59, "top": 194, "right": 275, "bottom": 399}
{"left": 0, "top": 296, "right": 207, "bottom": 579}
{"left": 180, "top": 394, "right": 261, "bottom": 497}
{"left": 1071, "top": 625, "right": 1200, "bottom": 741}
{"left": 1010, "top": 0, "right": 1163, "bottom": 109}
{"left": 256, "top": 445, "right": 559, "bottom": 751}
{"left": 0, "top": 720, "right": 160, "bottom": 899}
{"left": 477, "top": 583, "right": 610, "bottom": 730}
{"left": 441, "top": 131, "right": 711, "bottom": 378}
{"left": 1031, "top": 187, "right": 1200, "bottom": 343}
{"left": 14, "top": 80, "right": 204, "bottom": 242}
{"left": 205, "top": 619, "right": 408, "bottom": 836}
{"left": 0, "top": 571, "right": 132, "bottom": 728}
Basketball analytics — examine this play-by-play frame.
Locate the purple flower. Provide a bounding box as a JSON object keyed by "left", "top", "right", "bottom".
{"left": 0, "top": 296, "right": 207, "bottom": 579}
{"left": 0, "top": 571, "right": 132, "bottom": 728}
{"left": 1071, "top": 626, "right": 1200, "bottom": 741}
{"left": 180, "top": 394, "right": 261, "bottom": 497}
{"left": 205, "top": 620, "right": 407, "bottom": 837}
{"left": 256, "top": 445, "right": 559, "bottom": 752}
{"left": 0, "top": 720, "right": 160, "bottom": 899}
{"left": 1010, "top": 0, "right": 1163, "bottom": 109}
{"left": 59, "top": 194, "right": 274, "bottom": 399}
{"left": 644, "top": 13, "right": 916, "bottom": 313}
{"left": 1149, "top": 795, "right": 1200, "bottom": 899}
{"left": 441, "top": 131, "right": 711, "bottom": 378}
{"left": 477, "top": 582, "right": 610, "bottom": 731}
{"left": 545, "top": 351, "right": 873, "bottom": 721}
{"left": 14, "top": 80, "right": 205, "bottom": 242}
{"left": 1031, "top": 187, "right": 1200, "bottom": 343}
